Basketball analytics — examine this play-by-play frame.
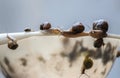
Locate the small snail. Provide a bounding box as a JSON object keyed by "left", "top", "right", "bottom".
{"left": 94, "top": 38, "right": 104, "bottom": 48}
{"left": 24, "top": 28, "right": 31, "bottom": 32}
{"left": 93, "top": 19, "right": 108, "bottom": 33}
{"left": 61, "top": 23, "right": 85, "bottom": 37}
{"left": 7, "top": 35, "right": 18, "bottom": 50}
{"left": 40, "top": 22, "right": 51, "bottom": 30}
{"left": 71, "top": 23, "right": 85, "bottom": 34}
{"left": 79, "top": 56, "right": 93, "bottom": 78}
{"left": 8, "top": 41, "right": 18, "bottom": 50}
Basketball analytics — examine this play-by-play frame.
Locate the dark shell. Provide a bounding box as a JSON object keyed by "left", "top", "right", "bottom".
{"left": 40, "top": 22, "right": 51, "bottom": 30}
{"left": 94, "top": 38, "right": 104, "bottom": 48}
{"left": 71, "top": 23, "right": 85, "bottom": 34}
{"left": 93, "top": 20, "right": 108, "bottom": 32}
{"left": 83, "top": 58, "right": 93, "bottom": 69}
{"left": 8, "top": 42, "right": 18, "bottom": 50}
{"left": 24, "top": 28, "right": 31, "bottom": 32}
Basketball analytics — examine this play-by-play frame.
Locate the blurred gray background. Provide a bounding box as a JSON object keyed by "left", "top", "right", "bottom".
{"left": 0, "top": 0, "right": 120, "bottom": 78}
